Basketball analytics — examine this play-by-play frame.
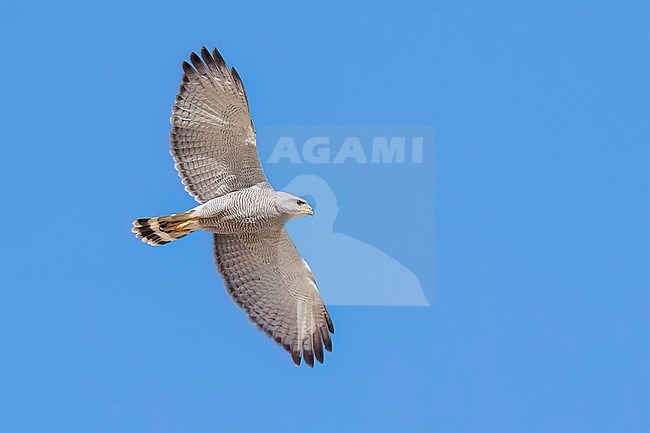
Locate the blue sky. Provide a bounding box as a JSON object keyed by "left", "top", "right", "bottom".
{"left": 1, "top": 1, "right": 649, "bottom": 432}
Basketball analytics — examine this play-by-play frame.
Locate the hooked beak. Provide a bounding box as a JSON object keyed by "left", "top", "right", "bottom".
{"left": 307, "top": 206, "right": 314, "bottom": 216}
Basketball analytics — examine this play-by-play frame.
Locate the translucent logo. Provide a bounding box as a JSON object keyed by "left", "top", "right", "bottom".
{"left": 258, "top": 126, "right": 434, "bottom": 306}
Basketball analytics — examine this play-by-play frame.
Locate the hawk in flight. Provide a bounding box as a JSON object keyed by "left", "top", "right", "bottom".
{"left": 132, "top": 47, "right": 334, "bottom": 367}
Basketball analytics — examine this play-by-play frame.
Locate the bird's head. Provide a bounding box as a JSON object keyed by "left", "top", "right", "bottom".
{"left": 275, "top": 191, "right": 314, "bottom": 219}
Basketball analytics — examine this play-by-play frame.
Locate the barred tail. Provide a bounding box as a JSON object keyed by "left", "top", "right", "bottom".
{"left": 132, "top": 210, "right": 200, "bottom": 246}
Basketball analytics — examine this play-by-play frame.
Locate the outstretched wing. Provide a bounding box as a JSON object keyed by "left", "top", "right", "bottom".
{"left": 170, "top": 47, "right": 267, "bottom": 203}
{"left": 213, "top": 228, "right": 334, "bottom": 367}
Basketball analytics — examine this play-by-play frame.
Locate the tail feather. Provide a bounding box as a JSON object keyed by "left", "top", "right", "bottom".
{"left": 132, "top": 210, "right": 199, "bottom": 246}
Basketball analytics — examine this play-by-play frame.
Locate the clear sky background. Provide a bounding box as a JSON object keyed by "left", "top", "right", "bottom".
{"left": 1, "top": 1, "right": 649, "bottom": 432}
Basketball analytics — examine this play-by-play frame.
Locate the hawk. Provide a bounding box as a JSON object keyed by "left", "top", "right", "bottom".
{"left": 132, "top": 47, "right": 334, "bottom": 367}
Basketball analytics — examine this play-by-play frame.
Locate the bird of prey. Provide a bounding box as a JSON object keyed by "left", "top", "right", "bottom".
{"left": 132, "top": 47, "right": 334, "bottom": 367}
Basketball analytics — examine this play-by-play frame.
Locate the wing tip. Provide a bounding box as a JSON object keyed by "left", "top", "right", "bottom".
{"left": 326, "top": 313, "right": 335, "bottom": 334}
{"left": 189, "top": 51, "right": 205, "bottom": 72}
{"left": 181, "top": 60, "right": 193, "bottom": 73}
{"left": 313, "top": 333, "right": 324, "bottom": 364}
{"left": 200, "top": 46, "right": 215, "bottom": 69}
{"left": 212, "top": 47, "right": 227, "bottom": 68}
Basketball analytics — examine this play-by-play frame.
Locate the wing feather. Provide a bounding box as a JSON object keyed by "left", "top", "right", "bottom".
{"left": 213, "top": 228, "right": 334, "bottom": 367}
{"left": 170, "top": 47, "right": 267, "bottom": 203}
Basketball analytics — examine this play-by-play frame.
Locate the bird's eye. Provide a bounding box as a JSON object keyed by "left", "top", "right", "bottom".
{"left": 296, "top": 199, "right": 306, "bottom": 206}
